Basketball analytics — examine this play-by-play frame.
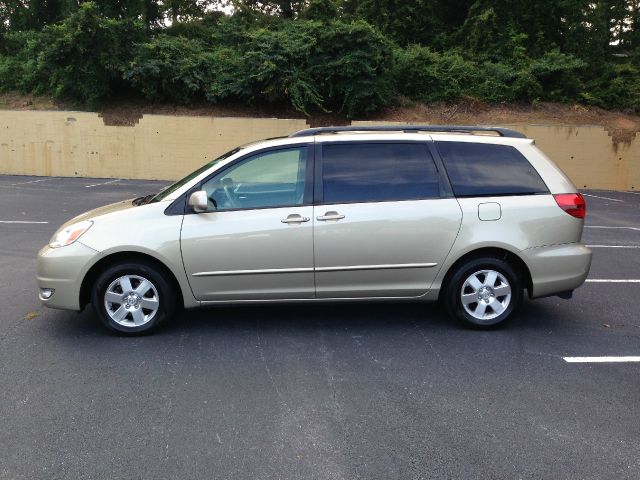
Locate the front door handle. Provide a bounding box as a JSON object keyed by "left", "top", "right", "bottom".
{"left": 281, "top": 214, "right": 310, "bottom": 224}
{"left": 316, "top": 211, "right": 346, "bottom": 222}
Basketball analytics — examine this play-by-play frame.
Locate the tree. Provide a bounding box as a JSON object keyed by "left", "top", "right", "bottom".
{"left": 231, "top": 0, "right": 308, "bottom": 18}
{"left": 300, "top": 0, "right": 338, "bottom": 20}
{"left": 0, "top": 0, "right": 77, "bottom": 30}
{"left": 355, "top": 0, "right": 474, "bottom": 46}
{"left": 162, "top": 0, "right": 221, "bottom": 23}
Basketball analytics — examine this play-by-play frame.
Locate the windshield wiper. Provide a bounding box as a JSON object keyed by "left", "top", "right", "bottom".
{"left": 132, "top": 194, "right": 155, "bottom": 206}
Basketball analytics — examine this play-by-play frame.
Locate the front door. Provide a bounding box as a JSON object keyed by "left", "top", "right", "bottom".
{"left": 313, "top": 141, "right": 462, "bottom": 298}
{"left": 181, "top": 145, "right": 314, "bottom": 301}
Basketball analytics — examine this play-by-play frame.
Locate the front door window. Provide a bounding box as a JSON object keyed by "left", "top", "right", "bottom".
{"left": 202, "top": 147, "right": 308, "bottom": 211}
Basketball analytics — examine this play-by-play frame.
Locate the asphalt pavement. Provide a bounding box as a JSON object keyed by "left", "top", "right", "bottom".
{"left": 0, "top": 175, "right": 639, "bottom": 480}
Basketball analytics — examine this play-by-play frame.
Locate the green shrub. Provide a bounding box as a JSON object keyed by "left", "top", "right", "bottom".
{"left": 124, "top": 35, "right": 217, "bottom": 103}
{"left": 0, "top": 2, "right": 630, "bottom": 115}
{"left": 0, "top": 51, "right": 25, "bottom": 92}
{"left": 0, "top": 2, "right": 145, "bottom": 106}
{"left": 468, "top": 61, "right": 520, "bottom": 103}
{"left": 524, "top": 50, "right": 586, "bottom": 101}
{"left": 287, "top": 19, "right": 394, "bottom": 116}
{"left": 392, "top": 45, "right": 475, "bottom": 103}
{"left": 213, "top": 20, "right": 394, "bottom": 116}
{"left": 209, "top": 23, "right": 326, "bottom": 112}
{"left": 581, "top": 62, "right": 640, "bottom": 112}
{"left": 0, "top": 30, "right": 46, "bottom": 93}
{"left": 393, "top": 45, "right": 586, "bottom": 105}
{"left": 124, "top": 19, "right": 393, "bottom": 116}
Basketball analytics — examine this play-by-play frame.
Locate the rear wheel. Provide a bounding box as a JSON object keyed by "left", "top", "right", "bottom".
{"left": 444, "top": 257, "right": 522, "bottom": 328}
{"left": 91, "top": 261, "right": 176, "bottom": 335}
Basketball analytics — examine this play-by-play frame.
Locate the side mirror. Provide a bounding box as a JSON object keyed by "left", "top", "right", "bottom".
{"left": 188, "top": 190, "right": 208, "bottom": 213}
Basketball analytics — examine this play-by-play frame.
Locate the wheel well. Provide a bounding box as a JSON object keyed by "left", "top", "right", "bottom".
{"left": 438, "top": 247, "right": 533, "bottom": 300}
{"left": 79, "top": 252, "right": 184, "bottom": 310}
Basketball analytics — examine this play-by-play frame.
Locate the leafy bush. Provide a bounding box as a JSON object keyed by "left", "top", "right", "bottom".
{"left": 209, "top": 22, "right": 327, "bottom": 112}
{"left": 211, "top": 19, "right": 394, "bottom": 116}
{"left": 467, "top": 61, "right": 520, "bottom": 103}
{"left": 0, "top": 1, "right": 632, "bottom": 115}
{"left": 0, "top": 30, "right": 46, "bottom": 93}
{"left": 524, "top": 50, "right": 587, "bottom": 101}
{"left": 393, "top": 45, "right": 586, "bottom": 105}
{"left": 581, "top": 62, "right": 640, "bottom": 112}
{"left": 124, "top": 19, "right": 393, "bottom": 116}
{"left": 392, "top": 46, "right": 475, "bottom": 103}
{"left": 276, "top": 19, "right": 393, "bottom": 116}
{"left": 124, "top": 35, "right": 217, "bottom": 103}
{"left": 0, "top": 3, "right": 145, "bottom": 106}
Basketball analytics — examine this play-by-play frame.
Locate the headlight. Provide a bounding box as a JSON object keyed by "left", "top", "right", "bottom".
{"left": 49, "top": 220, "right": 93, "bottom": 248}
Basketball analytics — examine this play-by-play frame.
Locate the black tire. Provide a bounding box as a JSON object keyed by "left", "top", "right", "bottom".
{"left": 443, "top": 257, "right": 522, "bottom": 328}
{"left": 91, "top": 261, "right": 177, "bottom": 335}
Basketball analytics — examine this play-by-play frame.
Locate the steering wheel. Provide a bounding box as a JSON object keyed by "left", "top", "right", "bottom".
{"left": 222, "top": 184, "right": 239, "bottom": 208}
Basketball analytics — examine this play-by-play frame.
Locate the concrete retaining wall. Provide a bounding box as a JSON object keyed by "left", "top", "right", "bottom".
{"left": 0, "top": 110, "right": 637, "bottom": 190}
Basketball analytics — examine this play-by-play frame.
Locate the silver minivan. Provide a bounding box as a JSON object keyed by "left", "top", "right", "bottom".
{"left": 37, "top": 126, "right": 592, "bottom": 334}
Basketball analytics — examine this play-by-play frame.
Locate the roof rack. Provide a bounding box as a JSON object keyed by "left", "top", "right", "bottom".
{"left": 289, "top": 125, "right": 527, "bottom": 139}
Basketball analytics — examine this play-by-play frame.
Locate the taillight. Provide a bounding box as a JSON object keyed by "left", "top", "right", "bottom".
{"left": 554, "top": 193, "right": 586, "bottom": 219}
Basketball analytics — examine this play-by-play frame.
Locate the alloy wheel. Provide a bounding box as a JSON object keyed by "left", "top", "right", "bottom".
{"left": 104, "top": 274, "right": 160, "bottom": 327}
{"left": 460, "top": 269, "right": 512, "bottom": 321}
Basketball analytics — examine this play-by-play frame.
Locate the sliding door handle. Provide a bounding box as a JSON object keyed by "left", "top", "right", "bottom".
{"left": 281, "top": 214, "right": 310, "bottom": 224}
{"left": 316, "top": 211, "right": 345, "bottom": 222}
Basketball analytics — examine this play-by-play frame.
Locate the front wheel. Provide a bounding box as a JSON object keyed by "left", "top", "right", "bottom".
{"left": 443, "top": 257, "right": 522, "bottom": 328}
{"left": 91, "top": 261, "right": 176, "bottom": 335}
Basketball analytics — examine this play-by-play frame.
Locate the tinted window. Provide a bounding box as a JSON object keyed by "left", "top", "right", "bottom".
{"left": 436, "top": 142, "right": 548, "bottom": 197}
{"left": 202, "top": 147, "right": 307, "bottom": 211}
{"left": 321, "top": 143, "right": 440, "bottom": 203}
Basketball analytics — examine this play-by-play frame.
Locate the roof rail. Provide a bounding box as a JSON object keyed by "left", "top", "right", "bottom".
{"left": 289, "top": 125, "right": 527, "bottom": 139}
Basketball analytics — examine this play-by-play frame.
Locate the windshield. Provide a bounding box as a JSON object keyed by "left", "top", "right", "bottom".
{"left": 142, "top": 147, "right": 242, "bottom": 204}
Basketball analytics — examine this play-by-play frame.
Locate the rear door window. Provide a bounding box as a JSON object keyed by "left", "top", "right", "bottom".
{"left": 435, "top": 141, "right": 548, "bottom": 197}
{"left": 320, "top": 142, "right": 440, "bottom": 203}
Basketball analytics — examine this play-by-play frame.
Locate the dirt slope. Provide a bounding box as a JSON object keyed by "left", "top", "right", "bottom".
{"left": 1, "top": 92, "right": 638, "bottom": 143}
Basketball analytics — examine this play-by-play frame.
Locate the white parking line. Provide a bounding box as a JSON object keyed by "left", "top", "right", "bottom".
{"left": 586, "top": 245, "right": 640, "bottom": 248}
{"left": 0, "top": 220, "right": 49, "bottom": 224}
{"left": 585, "top": 226, "right": 640, "bottom": 231}
{"left": 85, "top": 179, "right": 120, "bottom": 188}
{"left": 10, "top": 178, "right": 49, "bottom": 186}
{"left": 564, "top": 356, "right": 640, "bottom": 363}
{"left": 582, "top": 193, "right": 624, "bottom": 202}
{"left": 585, "top": 279, "right": 640, "bottom": 283}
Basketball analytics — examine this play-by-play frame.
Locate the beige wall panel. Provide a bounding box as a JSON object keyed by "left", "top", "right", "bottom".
{"left": 0, "top": 111, "right": 638, "bottom": 190}
{"left": 0, "top": 111, "right": 308, "bottom": 181}
{"left": 634, "top": 151, "right": 640, "bottom": 189}
{"left": 507, "top": 124, "right": 637, "bottom": 191}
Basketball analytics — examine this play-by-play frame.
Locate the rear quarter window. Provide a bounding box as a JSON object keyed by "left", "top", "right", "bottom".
{"left": 436, "top": 141, "right": 549, "bottom": 197}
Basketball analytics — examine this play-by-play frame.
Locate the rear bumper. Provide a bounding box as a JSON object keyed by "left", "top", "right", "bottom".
{"left": 522, "top": 243, "right": 592, "bottom": 299}
{"left": 37, "top": 242, "right": 101, "bottom": 310}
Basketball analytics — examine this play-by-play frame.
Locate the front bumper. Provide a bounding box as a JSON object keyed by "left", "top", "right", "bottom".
{"left": 522, "top": 243, "right": 592, "bottom": 298}
{"left": 37, "top": 242, "right": 101, "bottom": 310}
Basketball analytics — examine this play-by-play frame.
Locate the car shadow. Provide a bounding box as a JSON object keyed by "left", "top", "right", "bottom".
{"left": 45, "top": 295, "right": 573, "bottom": 340}
{"left": 45, "top": 300, "right": 463, "bottom": 338}
{"left": 177, "top": 301, "right": 456, "bottom": 332}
